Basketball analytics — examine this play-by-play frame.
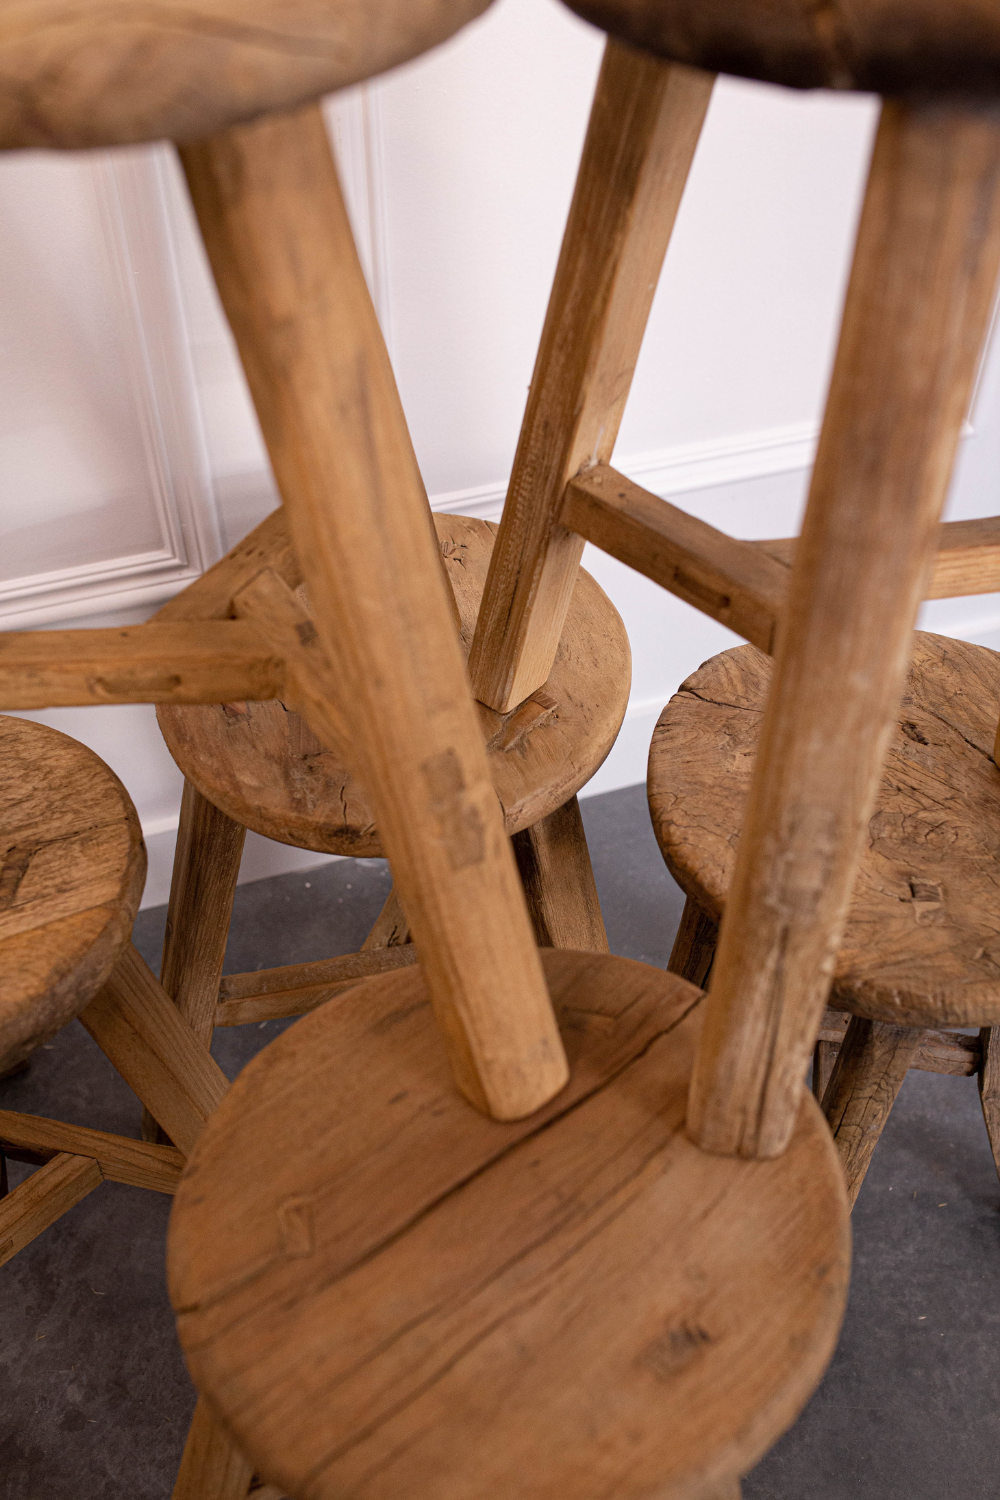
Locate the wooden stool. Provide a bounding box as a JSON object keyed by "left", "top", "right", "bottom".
{"left": 166, "top": 1, "right": 1000, "bottom": 1494}
{"left": 148, "top": 509, "right": 625, "bottom": 1069}
{"left": 648, "top": 631, "right": 1000, "bottom": 1205}
{"left": 0, "top": 713, "right": 231, "bottom": 1265}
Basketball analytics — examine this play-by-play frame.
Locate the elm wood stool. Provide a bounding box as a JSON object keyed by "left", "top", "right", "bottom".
{"left": 157, "top": 11, "right": 1000, "bottom": 1500}
{"left": 648, "top": 631, "right": 1000, "bottom": 1205}
{"left": 148, "top": 508, "right": 625, "bottom": 1077}
{"left": 0, "top": 714, "right": 231, "bottom": 1267}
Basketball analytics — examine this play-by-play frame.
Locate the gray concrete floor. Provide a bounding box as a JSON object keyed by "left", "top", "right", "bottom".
{"left": 1, "top": 783, "right": 998, "bottom": 1498}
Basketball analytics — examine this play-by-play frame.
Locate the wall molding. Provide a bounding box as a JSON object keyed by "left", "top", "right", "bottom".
{"left": 0, "top": 146, "right": 221, "bottom": 630}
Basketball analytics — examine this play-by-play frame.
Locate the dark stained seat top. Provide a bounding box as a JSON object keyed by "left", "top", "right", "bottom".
{"left": 563, "top": 0, "right": 1000, "bottom": 96}
{"left": 0, "top": 0, "right": 492, "bottom": 150}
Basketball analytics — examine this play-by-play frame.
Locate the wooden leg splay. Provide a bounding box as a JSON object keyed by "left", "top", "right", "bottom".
{"left": 511, "top": 797, "right": 609, "bottom": 952}
{"left": 172, "top": 1396, "right": 255, "bottom": 1500}
{"left": 668, "top": 896, "right": 718, "bottom": 988}
{"left": 978, "top": 1025, "right": 1000, "bottom": 1185}
{"left": 822, "top": 1016, "right": 923, "bottom": 1206}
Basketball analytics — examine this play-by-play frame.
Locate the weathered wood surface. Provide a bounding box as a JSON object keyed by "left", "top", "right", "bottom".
{"left": 511, "top": 795, "right": 609, "bottom": 952}
{"left": 0, "top": 1110, "right": 184, "bottom": 1193}
{"left": 564, "top": 467, "right": 786, "bottom": 653}
{"left": 0, "top": 620, "right": 283, "bottom": 709}
{"left": 685, "top": 103, "right": 1000, "bottom": 1158}
{"left": 159, "top": 513, "right": 629, "bottom": 856}
{"left": 0, "top": 1151, "right": 102, "bottom": 1268}
{"left": 169, "top": 950, "right": 848, "bottom": 1500}
{"left": 755, "top": 515, "right": 1000, "bottom": 605}
{"left": 181, "top": 105, "right": 565, "bottom": 1120}
{"left": 80, "top": 944, "right": 229, "bottom": 1156}
{"left": 0, "top": 0, "right": 492, "bottom": 150}
{"left": 650, "top": 634, "right": 1000, "bottom": 1031}
{"left": 979, "top": 1026, "right": 1000, "bottom": 1183}
{"left": 361, "top": 886, "right": 411, "bottom": 950}
{"left": 562, "top": 0, "right": 1000, "bottom": 96}
{"left": 667, "top": 896, "right": 718, "bottom": 990}
{"left": 822, "top": 1017, "right": 925, "bottom": 1206}
{"left": 0, "top": 715, "right": 145, "bottom": 1075}
{"left": 468, "top": 44, "right": 713, "bottom": 712}
{"left": 215, "top": 945, "right": 419, "bottom": 1027}
{"left": 171, "top": 1394, "right": 254, "bottom": 1500}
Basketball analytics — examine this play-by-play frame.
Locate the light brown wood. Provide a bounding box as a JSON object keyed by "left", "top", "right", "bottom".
{"left": 361, "top": 886, "right": 411, "bottom": 949}
{"left": 979, "top": 1026, "right": 1000, "bottom": 1185}
{"left": 511, "top": 796, "right": 609, "bottom": 952}
{"left": 215, "top": 945, "right": 419, "bottom": 1027}
{"left": 142, "top": 779, "right": 245, "bottom": 1141}
{"left": 0, "top": 620, "right": 283, "bottom": 709}
{"left": 0, "top": 1110, "right": 184, "bottom": 1193}
{"left": 163, "top": 781, "right": 246, "bottom": 1047}
{"left": 822, "top": 1017, "right": 925, "bottom": 1206}
{"left": 756, "top": 514, "right": 1000, "bottom": 607}
{"left": 668, "top": 896, "right": 718, "bottom": 990}
{"left": 650, "top": 634, "right": 1000, "bottom": 1031}
{"left": 156, "top": 508, "right": 300, "bottom": 624}
{"left": 563, "top": 0, "right": 1000, "bottom": 96}
{"left": 687, "top": 100, "right": 1000, "bottom": 1158}
{"left": 180, "top": 104, "right": 567, "bottom": 1120}
{"left": 158, "top": 513, "right": 629, "bottom": 856}
{"left": 0, "top": 714, "right": 145, "bottom": 1074}
{"left": 0, "top": 0, "right": 492, "bottom": 151}
{"left": 563, "top": 466, "right": 787, "bottom": 653}
{"left": 172, "top": 1395, "right": 254, "bottom": 1500}
{"left": 80, "top": 944, "right": 229, "bottom": 1156}
{"left": 169, "top": 950, "right": 848, "bottom": 1500}
{"left": 0, "top": 1151, "right": 102, "bottom": 1268}
{"left": 812, "top": 1042, "right": 838, "bottom": 1104}
{"left": 468, "top": 44, "right": 713, "bottom": 712}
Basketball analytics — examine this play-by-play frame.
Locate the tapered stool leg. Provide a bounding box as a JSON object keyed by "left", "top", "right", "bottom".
{"left": 172, "top": 1396, "right": 254, "bottom": 1500}
{"left": 142, "top": 781, "right": 245, "bottom": 1141}
{"left": 822, "top": 1016, "right": 924, "bottom": 1206}
{"left": 668, "top": 896, "right": 719, "bottom": 988}
{"left": 511, "top": 796, "right": 608, "bottom": 951}
{"left": 979, "top": 1026, "right": 1000, "bottom": 1184}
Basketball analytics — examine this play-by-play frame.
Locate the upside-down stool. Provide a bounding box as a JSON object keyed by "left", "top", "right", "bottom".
{"left": 146, "top": 507, "right": 625, "bottom": 1086}
{"left": 162, "top": 2, "right": 1000, "bottom": 1495}
{"left": 649, "top": 631, "right": 1000, "bottom": 1205}
{"left": 0, "top": 713, "right": 230, "bottom": 1266}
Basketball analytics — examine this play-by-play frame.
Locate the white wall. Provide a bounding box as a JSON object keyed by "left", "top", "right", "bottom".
{"left": 4, "top": 0, "right": 1000, "bottom": 908}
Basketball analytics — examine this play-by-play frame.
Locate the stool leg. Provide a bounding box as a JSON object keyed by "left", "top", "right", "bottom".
{"left": 668, "top": 896, "right": 718, "bottom": 988}
{"left": 822, "top": 1017, "right": 923, "bottom": 1207}
{"left": 511, "top": 797, "right": 609, "bottom": 952}
{"left": 978, "top": 1026, "right": 1000, "bottom": 1185}
{"left": 182, "top": 107, "right": 566, "bottom": 1121}
{"left": 688, "top": 99, "right": 1000, "bottom": 1158}
{"left": 172, "top": 1396, "right": 254, "bottom": 1500}
{"left": 468, "top": 43, "right": 714, "bottom": 712}
{"left": 142, "top": 780, "right": 245, "bottom": 1142}
{"left": 812, "top": 1040, "right": 839, "bottom": 1103}
{"left": 362, "top": 885, "right": 411, "bottom": 950}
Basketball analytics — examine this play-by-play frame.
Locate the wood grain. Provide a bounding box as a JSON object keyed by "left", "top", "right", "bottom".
{"left": 0, "top": 1110, "right": 183, "bottom": 1194}
{"left": 563, "top": 466, "right": 787, "bottom": 652}
{"left": 0, "top": 620, "right": 283, "bottom": 709}
{"left": 80, "top": 944, "right": 229, "bottom": 1156}
{"left": 0, "top": 0, "right": 492, "bottom": 150}
{"left": 822, "top": 1017, "right": 924, "bottom": 1206}
{"left": 686, "top": 100, "right": 1000, "bottom": 1158}
{"left": 0, "top": 1152, "right": 102, "bottom": 1268}
{"left": 668, "top": 897, "right": 718, "bottom": 990}
{"left": 172, "top": 1394, "right": 254, "bottom": 1500}
{"left": 180, "top": 105, "right": 567, "bottom": 1119}
{"left": 562, "top": 0, "right": 1000, "bottom": 96}
{"left": 157, "top": 513, "right": 629, "bottom": 856}
{"left": 361, "top": 886, "right": 411, "bottom": 950}
{"left": 511, "top": 795, "right": 609, "bottom": 952}
{"left": 468, "top": 44, "right": 713, "bottom": 712}
{"left": 215, "top": 945, "right": 419, "bottom": 1027}
{"left": 168, "top": 950, "right": 848, "bottom": 1500}
{"left": 650, "top": 633, "right": 1000, "bottom": 1031}
{"left": 979, "top": 1026, "right": 1000, "bottom": 1185}
{"left": 0, "top": 714, "right": 145, "bottom": 1074}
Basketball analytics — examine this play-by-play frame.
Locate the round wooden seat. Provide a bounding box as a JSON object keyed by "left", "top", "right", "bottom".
{"left": 0, "top": 715, "right": 145, "bottom": 1074}
{"left": 562, "top": 0, "right": 1000, "bottom": 96}
{"left": 157, "top": 514, "right": 630, "bottom": 857}
{"left": 168, "top": 949, "right": 849, "bottom": 1500}
{"left": 648, "top": 631, "right": 1000, "bottom": 1030}
{"left": 0, "top": 0, "right": 492, "bottom": 150}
